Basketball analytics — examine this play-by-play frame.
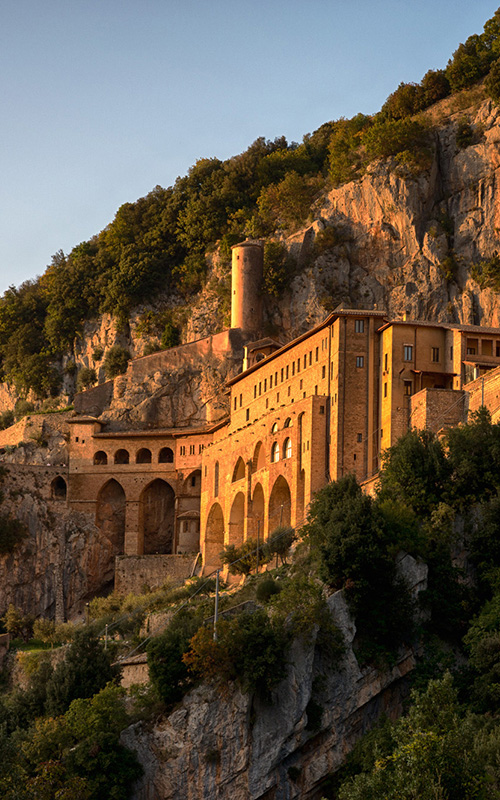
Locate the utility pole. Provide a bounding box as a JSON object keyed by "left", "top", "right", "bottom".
{"left": 213, "top": 569, "right": 220, "bottom": 641}
{"left": 256, "top": 518, "right": 260, "bottom": 574}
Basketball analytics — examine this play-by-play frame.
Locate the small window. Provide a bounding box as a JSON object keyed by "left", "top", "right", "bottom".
{"left": 136, "top": 448, "right": 152, "bottom": 464}
{"left": 431, "top": 347, "right": 440, "bottom": 363}
{"left": 271, "top": 442, "right": 280, "bottom": 462}
{"left": 292, "top": 362, "right": 295, "bottom": 376}
{"left": 356, "top": 356, "right": 364, "bottom": 368}
{"left": 264, "top": 378, "right": 267, "bottom": 392}
{"left": 270, "top": 375, "right": 273, "bottom": 389}
{"left": 191, "top": 475, "right": 197, "bottom": 487}
{"left": 284, "top": 417, "right": 292, "bottom": 428}
{"left": 259, "top": 382, "right": 262, "bottom": 395}
{"left": 322, "top": 365, "right": 326, "bottom": 379}
{"left": 404, "top": 381, "right": 413, "bottom": 396}
{"left": 286, "top": 365, "right": 289, "bottom": 379}
{"left": 319, "top": 405, "right": 325, "bottom": 414}
{"left": 189, "top": 445, "right": 195, "bottom": 455}
{"left": 297, "top": 359, "right": 301, "bottom": 372}
{"left": 303, "top": 355, "right": 307, "bottom": 369}
{"left": 315, "top": 347, "right": 319, "bottom": 361}
{"left": 199, "top": 444, "right": 204, "bottom": 454}
{"left": 239, "top": 393, "right": 242, "bottom": 407}
{"left": 246, "top": 408, "right": 250, "bottom": 421}
{"left": 299, "top": 379, "right": 303, "bottom": 390}
{"left": 254, "top": 386, "right": 257, "bottom": 399}
{"left": 466, "top": 347, "right": 476, "bottom": 355}
{"left": 277, "top": 392, "right": 280, "bottom": 402}
{"left": 93, "top": 450, "right": 107, "bottom": 465}
{"left": 403, "top": 345, "right": 413, "bottom": 361}
{"left": 281, "top": 368, "right": 284, "bottom": 382}
{"left": 384, "top": 353, "right": 388, "bottom": 371}
{"left": 180, "top": 446, "right": 186, "bottom": 456}
{"left": 234, "top": 397, "right": 237, "bottom": 410}
{"left": 284, "top": 437, "right": 292, "bottom": 458}
{"left": 357, "top": 433, "right": 362, "bottom": 442}
{"left": 355, "top": 319, "right": 364, "bottom": 333}
{"left": 271, "top": 421, "right": 278, "bottom": 433}
{"left": 384, "top": 382, "right": 387, "bottom": 398}
{"left": 309, "top": 352, "right": 312, "bottom": 366}
{"left": 214, "top": 462, "right": 219, "bottom": 497}
{"left": 275, "top": 371, "right": 278, "bottom": 384}
{"left": 266, "top": 398, "right": 269, "bottom": 408}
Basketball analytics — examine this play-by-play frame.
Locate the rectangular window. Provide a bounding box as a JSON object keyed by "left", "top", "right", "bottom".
{"left": 275, "top": 371, "right": 278, "bottom": 385}
{"left": 286, "top": 365, "right": 289, "bottom": 379}
{"left": 355, "top": 319, "right": 364, "bottom": 333}
{"left": 292, "top": 362, "right": 295, "bottom": 376}
{"left": 234, "top": 397, "right": 237, "bottom": 410}
{"left": 404, "top": 381, "right": 412, "bottom": 396}
{"left": 431, "top": 347, "right": 440, "bottom": 362}
{"left": 270, "top": 375, "right": 273, "bottom": 389}
{"left": 190, "top": 445, "right": 195, "bottom": 455}
{"left": 331, "top": 362, "right": 333, "bottom": 379}
{"left": 254, "top": 385, "right": 257, "bottom": 399}
{"left": 315, "top": 385, "right": 318, "bottom": 395}
{"left": 322, "top": 365, "right": 326, "bottom": 379}
{"left": 304, "top": 355, "right": 307, "bottom": 369}
{"left": 266, "top": 398, "right": 269, "bottom": 408}
{"left": 239, "top": 393, "right": 242, "bottom": 407}
{"left": 277, "top": 392, "right": 280, "bottom": 402}
{"left": 281, "top": 368, "right": 284, "bottom": 382}
{"left": 288, "top": 386, "right": 291, "bottom": 396}
{"left": 315, "top": 347, "right": 319, "bottom": 361}
{"left": 320, "top": 405, "right": 325, "bottom": 414}
{"left": 297, "top": 359, "right": 301, "bottom": 372}
{"left": 356, "top": 356, "right": 364, "bottom": 368}
{"left": 467, "top": 347, "right": 476, "bottom": 355}
{"left": 357, "top": 433, "right": 362, "bottom": 442}
{"left": 180, "top": 446, "right": 186, "bottom": 456}
{"left": 259, "top": 382, "right": 262, "bottom": 395}
{"left": 264, "top": 378, "right": 267, "bottom": 392}
{"left": 246, "top": 408, "right": 250, "bottom": 421}
{"left": 384, "top": 382, "right": 387, "bottom": 398}
{"left": 299, "top": 379, "right": 303, "bottom": 390}
{"left": 309, "top": 351, "right": 312, "bottom": 366}
{"left": 199, "top": 444, "right": 204, "bottom": 453}
{"left": 384, "top": 353, "right": 388, "bottom": 371}
{"left": 404, "top": 345, "right": 413, "bottom": 361}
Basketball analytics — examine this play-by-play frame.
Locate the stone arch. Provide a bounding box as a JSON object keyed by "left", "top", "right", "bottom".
{"left": 205, "top": 502, "right": 225, "bottom": 566}
{"left": 249, "top": 482, "right": 265, "bottom": 539}
{"left": 159, "top": 447, "right": 174, "bottom": 463}
{"left": 114, "top": 449, "right": 129, "bottom": 465}
{"left": 229, "top": 491, "right": 245, "bottom": 546}
{"left": 183, "top": 469, "right": 201, "bottom": 494}
{"left": 93, "top": 450, "right": 108, "bottom": 465}
{"left": 139, "top": 479, "right": 175, "bottom": 555}
{"left": 252, "top": 441, "right": 266, "bottom": 473}
{"left": 51, "top": 476, "right": 67, "bottom": 500}
{"left": 232, "top": 457, "right": 246, "bottom": 482}
{"left": 136, "top": 448, "right": 152, "bottom": 464}
{"left": 268, "top": 475, "right": 291, "bottom": 534}
{"left": 96, "top": 479, "right": 126, "bottom": 555}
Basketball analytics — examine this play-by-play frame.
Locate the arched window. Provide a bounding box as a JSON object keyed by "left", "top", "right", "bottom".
{"left": 114, "top": 449, "right": 129, "bottom": 464}
{"left": 93, "top": 450, "right": 107, "bottom": 465}
{"left": 284, "top": 437, "right": 292, "bottom": 459}
{"left": 284, "top": 417, "right": 292, "bottom": 428}
{"left": 271, "top": 421, "right": 278, "bottom": 433}
{"left": 136, "top": 448, "right": 152, "bottom": 464}
{"left": 271, "top": 441, "right": 280, "bottom": 463}
{"left": 214, "top": 461, "right": 219, "bottom": 497}
{"left": 158, "top": 447, "right": 174, "bottom": 463}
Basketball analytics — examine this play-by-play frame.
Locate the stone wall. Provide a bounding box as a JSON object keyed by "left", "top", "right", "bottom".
{"left": 114, "top": 554, "right": 196, "bottom": 595}
{"left": 410, "top": 388, "right": 467, "bottom": 432}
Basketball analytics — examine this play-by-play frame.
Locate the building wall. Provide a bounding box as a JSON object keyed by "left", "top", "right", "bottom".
{"left": 409, "top": 388, "right": 466, "bottom": 432}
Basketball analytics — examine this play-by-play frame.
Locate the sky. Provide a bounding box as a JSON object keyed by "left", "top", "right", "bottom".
{"left": 0, "top": 0, "right": 498, "bottom": 295}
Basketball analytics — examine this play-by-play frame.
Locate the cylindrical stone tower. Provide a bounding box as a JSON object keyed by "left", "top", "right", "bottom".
{"left": 231, "top": 239, "right": 263, "bottom": 334}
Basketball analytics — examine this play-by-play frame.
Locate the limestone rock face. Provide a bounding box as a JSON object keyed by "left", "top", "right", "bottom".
{"left": 122, "top": 557, "right": 427, "bottom": 800}
{"left": 0, "top": 466, "right": 115, "bottom": 619}
{"left": 271, "top": 99, "right": 500, "bottom": 339}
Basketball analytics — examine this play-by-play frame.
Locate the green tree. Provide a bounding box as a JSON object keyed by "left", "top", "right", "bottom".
{"left": 76, "top": 366, "right": 97, "bottom": 392}
{"left": 103, "top": 345, "right": 130, "bottom": 379}
{"left": 147, "top": 609, "right": 200, "bottom": 705}
{"left": 446, "top": 407, "right": 500, "bottom": 505}
{"left": 264, "top": 525, "right": 296, "bottom": 566}
{"left": 45, "top": 628, "right": 117, "bottom": 716}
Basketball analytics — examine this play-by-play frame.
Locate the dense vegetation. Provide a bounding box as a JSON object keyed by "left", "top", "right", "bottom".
{"left": 2, "top": 10, "right": 500, "bottom": 398}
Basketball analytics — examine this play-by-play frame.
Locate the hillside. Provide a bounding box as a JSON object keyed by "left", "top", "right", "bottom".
{"left": 2, "top": 8, "right": 500, "bottom": 415}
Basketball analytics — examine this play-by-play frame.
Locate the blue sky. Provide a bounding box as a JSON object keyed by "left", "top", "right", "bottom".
{"left": 0, "top": 0, "right": 498, "bottom": 294}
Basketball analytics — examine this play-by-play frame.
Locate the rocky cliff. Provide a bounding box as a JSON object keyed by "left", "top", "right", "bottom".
{"left": 123, "top": 557, "right": 427, "bottom": 800}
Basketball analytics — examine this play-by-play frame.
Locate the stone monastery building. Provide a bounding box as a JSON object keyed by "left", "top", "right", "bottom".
{"left": 65, "top": 240, "right": 500, "bottom": 584}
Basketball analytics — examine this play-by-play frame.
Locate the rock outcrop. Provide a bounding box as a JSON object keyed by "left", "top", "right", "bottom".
{"left": 123, "top": 558, "right": 427, "bottom": 800}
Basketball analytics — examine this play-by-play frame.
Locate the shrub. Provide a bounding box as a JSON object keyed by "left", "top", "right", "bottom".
{"left": 184, "top": 608, "right": 289, "bottom": 698}
{"left": 456, "top": 119, "right": 474, "bottom": 148}
{"left": 103, "top": 345, "right": 130, "bottom": 379}
{"left": 256, "top": 576, "right": 281, "bottom": 603}
{"left": 14, "top": 399, "right": 34, "bottom": 420}
{"left": 471, "top": 251, "right": 500, "bottom": 290}
{"left": 263, "top": 241, "right": 292, "bottom": 299}
{"left": 91, "top": 346, "right": 104, "bottom": 361}
{"left": 381, "top": 82, "right": 425, "bottom": 120}
{"left": 220, "top": 538, "right": 268, "bottom": 576}
{"left": 2, "top": 604, "right": 34, "bottom": 641}
{"left": 0, "top": 410, "right": 14, "bottom": 430}
{"left": 160, "top": 321, "right": 181, "bottom": 350}
{"left": 421, "top": 69, "right": 451, "bottom": 106}
{"left": 147, "top": 609, "right": 200, "bottom": 705}
{"left": 362, "top": 118, "right": 433, "bottom": 174}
